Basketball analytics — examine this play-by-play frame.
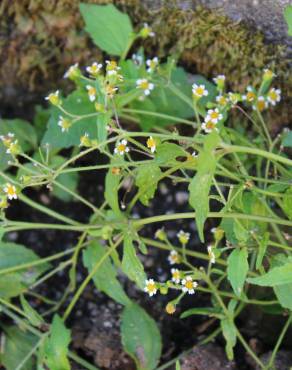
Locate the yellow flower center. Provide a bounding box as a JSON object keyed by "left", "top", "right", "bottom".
{"left": 147, "top": 137, "right": 156, "bottom": 149}
{"left": 140, "top": 81, "right": 149, "bottom": 90}
{"left": 106, "top": 86, "right": 117, "bottom": 97}
{"left": 218, "top": 96, "right": 227, "bottom": 106}
{"left": 107, "top": 61, "right": 117, "bottom": 70}
{"left": 195, "top": 87, "right": 204, "bottom": 96}
{"left": 172, "top": 271, "right": 180, "bottom": 280}
{"left": 147, "top": 282, "right": 156, "bottom": 293}
{"left": 210, "top": 111, "right": 219, "bottom": 120}
{"left": 62, "top": 119, "right": 71, "bottom": 129}
{"left": 165, "top": 303, "right": 176, "bottom": 314}
{"left": 206, "top": 121, "right": 216, "bottom": 130}
{"left": 49, "top": 94, "right": 59, "bottom": 105}
{"left": 185, "top": 280, "right": 193, "bottom": 290}
{"left": 246, "top": 92, "right": 256, "bottom": 102}
{"left": 117, "top": 144, "right": 126, "bottom": 152}
{"left": 257, "top": 99, "right": 266, "bottom": 111}
{"left": 268, "top": 91, "right": 278, "bottom": 102}
{"left": 88, "top": 87, "right": 96, "bottom": 96}
{"left": 7, "top": 185, "right": 16, "bottom": 197}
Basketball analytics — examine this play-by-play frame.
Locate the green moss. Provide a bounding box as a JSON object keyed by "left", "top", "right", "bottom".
{"left": 0, "top": 0, "right": 290, "bottom": 130}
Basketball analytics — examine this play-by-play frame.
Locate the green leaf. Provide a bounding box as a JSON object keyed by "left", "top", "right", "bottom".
{"left": 155, "top": 142, "right": 187, "bottom": 167}
{"left": 189, "top": 132, "right": 219, "bottom": 241}
{"left": 83, "top": 241, "right": 130, "bottom": 305}
{"left": 256, "top": 232, "right": 269, "bottom": 270}
{"left": 42, "top": 90, "right": 101, "bottom": 149}
{"left": 247, "top": 262, "right": 292, "bottom": 287}
{"left": 44, "top": 315, "right": 71, "bottom": 370}
{"left": 180, "top": 307, "right": 223, "bottom": 319}
{"left": 284, "top": 5, "right": 292, "bottom": 36}
{"left": 50, "top": 155, "right": 79, "bottom": 202}
{"left": 227, "top": 248, "right": 249, "bottom": 296}
{"left": 220, "top": 317, "right": 237, "bottom": 360}
{"left": 176, "top": 361, "right": 181, "bottom": 370}
{"left": 0, "top": 242, "right": 50, "bottom": 298}
{"left": 122, "top": 233, "right": 146, "bottom": 289}
{"left": 135, "top": 162, "right": 162, "bottom": 205}
{"left": 0, "top": 326, "right": 38, "bottom": 370}
{"left": 80, "top": 3, "right": 133, "bottom": 56}
{"left": 281, "top": 186, "right": 292, "bottom": 220}
{"left": 104, "top": 162, "right": 122, "bottom": 216}
{"left": 20, "top": 295, "right": 44, "bottom": 327}
{"left": 121, "top": 303, "right": 162, "bottom": 370}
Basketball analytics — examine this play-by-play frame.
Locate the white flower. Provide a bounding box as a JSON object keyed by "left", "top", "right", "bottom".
{"left": 58, "top": 116, "right": 71, "bottom": 132}
{"left": 207, "top": 245, "right": 216, "bottom": 264}
{"left": 171, "top": 268, "right": 181, "bottom": 284}
{"left": 182, "top": 276, "right": 198, "bottom": 295}
{"left": 45, "top": 90, "right": 60, "bottom": 105}
{"left": 213, "top": 75, "right": 225, "bottom": 85}
{"left": 177, "top": 230, "right": 190, "bottom": 245}
{"left": 86, "top": 62, "right": 103, "bottom": 77}
{"left": 3, "top": 183, "right": 17, "bottom": 200}
{"left": 114, "top": 139, "right": 129, "bottom": 155}
{"left": 192, "top": 84, "right": 208, "bottom": 98}
{"left": 132, "top": 53, "right": 143, "bottom": 66}
{"left": 105, "top": 60, "right": 121, "bottom": 76}
{"left": 267, "top": 88, "right": 281, "bottom": 106}
{"left": 253, "top": 96, "right": 267, "bottom": 112}
{"left": 146, "top": 57, "right": 159, "bottom": 73}
{"left": 64, "top": 63, "right": 79, "bottom": 79}
{"left": 216, "top": 94, "right": 228, "bottom": 106}
{"left": 6, "top": 139, "right": 20, "bottom": 155}
{"left": 168, "top": 250, "right": 181, "bottom": 265}
{"left": 202, "top": 119, "right": 218, "bottom": 134}
{"left": 136, "top": 78, "right": 154, "bottom": 96}
{"left": 144, "top": 279, "right": 157, "bottom": 296}
{"left": 205, "top": 108, "right": 223, "bottom": 124}
{"left": 146, "top": 136, "right": 156, "bottom": 153}
{"left": 86, "top": 85, "right": 97, "bottom": 102}
{"left": 140, "top": 23, "right": 155, "bottom": 38}
{"left": 242, "top": 86, "right": 256, "bottom": 102}
{"left": 79, "top": 133, "right": 91, "bottom": 147}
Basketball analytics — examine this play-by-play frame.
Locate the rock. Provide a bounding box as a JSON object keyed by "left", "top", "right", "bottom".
{"left": 180, "top": 343, "right": 236, "bottom": 370}
{"left": 255, "top": 350, "right": 292, "bottom": 370}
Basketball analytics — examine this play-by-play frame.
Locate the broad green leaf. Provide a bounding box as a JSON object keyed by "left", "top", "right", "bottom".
{"left": 233, "top": 220, "right": 249, "bottom": 243}
{"left": 281, "top": 186, "right": 292, "bottom": 220}
{"left": 247, "top": 262, "right": 292, "bottom": 286}
{"left": 44, "top": 315, "right": 71, "bottom": 370}
{"left": 284, "top": 5, "right": 292, "bottom": 36}
{"left": 121, "top": 303, "right": 162, "bottom": 370}
{"left": 80, "top": 3, "right": 133, "bottom": 56}
{"left": 104, "top": 163, "right": 122, "bottom": 216}
{"left": 0, "top": 326, "right": 38, "bottom": 370}
{"left": 83, "top": 241, "right": 130, "bottom": 305}
{"left": 227, "top": 248, "right": 249, "bottom": 296}
{"left": 42, "top": 90, "right": 101, "bottom": 149}
{"left": 176, "top": 361, "right": 181, "bottom": 370}
{"left": 122, "top": 233, "right": 146, "bottom": 289}
{"left": 180, "top": 307, "right": 223, "bottom": 319}
{"left": 155, "top": 142, "right": 187, "bottom": 167}
{"left": 50, "top": 155, "right": 79, "bottom": 202}
{"left": 135, "top": 162, "right": 162, "bottom": 205}
{"left": 189, "top": 132, "right": 219, "bottom": 241}
{"left": 256, "top": 232, "right": 269, "bottom": 270}
{"left": 220, "top": 317, "right": 236, "bottom": 360}
{"left": 0, "top": 242, "right": 50, "bottom": 298}
{"left": 20, "top": 295, "right": 44, "bottom": 327}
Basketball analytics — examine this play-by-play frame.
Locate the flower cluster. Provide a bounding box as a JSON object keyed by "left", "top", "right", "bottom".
{"left": 0, "top": 182, "right": 18, "bottom": 210}
{"left": 0, "top": 133, "right": 21, "bottom": 156}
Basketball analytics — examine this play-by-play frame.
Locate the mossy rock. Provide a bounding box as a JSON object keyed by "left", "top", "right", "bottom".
{"left": 0, "top": 0, "right": 290, "bottom": 132}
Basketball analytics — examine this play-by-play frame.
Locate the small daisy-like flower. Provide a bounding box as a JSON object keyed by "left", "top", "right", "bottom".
{"left": 0, "top": 132, "right": 15, "bottom": 148}
{"left": 105, "top": 85, "right": 118, "bottom": 98}
{"left": 45, "top": 90, "right": 61, "bottom": 106}
{"left": 228, "top": 92, "right": 240, "bottom": 105}
{"left": 207, "top": 245, "right": 216, "bottom": 264}
{"left": 146, "top": 57, "right": 159, "bottom": 73}
{"left": 213, "top": 75, "right": 225, "bottom": 88}
{"left": 79, "top": 133, "right": 91, "bottom": 147}
{"left": 6, "top": 140, "right": 21, "bottom": 155}
{"left": 192, "top": 84, "right": 208, "bottom": 99}
{"left": 86, "top": 62, "right": 103, "bottom": 77}
{"left": 58, "top": 116, "right": 72, "bottom": 132}
{"left": 140, "top": 22, "right": 155, "bottom": 38}
{"left": 155, "top": 228, "right": 167, "bottom": 241}
{"left": 168, "top": 250, "right": 181, "bottom": 265}
{"left": 114, "top": 139, "right": 129, "bottom": 155}
{"left": 177, "top": 230, "right": 190, "bottom": 245}
{"left": 206, "top": 108, "right": 223, "bottom": 124}
{"left": 64, "top": 63, "right": 80, "bottom": 79}
{"left": 171, "top": 268, "right": 181, "bottom": 284}
{"left": 165, "top": 303, "right": 176, "bottom": 314}
{"left": 267, "top": 88, "right": 281, "bottom": 106}
{"left": 146, "top": 136, "right": 156, "bottom": 153}
{"left": 202, "top": 119, "right": 218, "bottom": 134}
{"left": 144, "top": 279, "right": 157, "bottom": 296}
{"left": 216, "top": 94, "right": 228, "bottom": 106}
{"left": 3, "top": 183, "right": 17, "bottom": 200}
{"left": 253, "top": 96, "right": 267, "bottom": 112}
{"left": 132, "top": 53, "right": 143, "bottom": 66}
{"left": 182, "top": 276, "right": 198, "bottom": 295}
{"left": 211, "top": 227, "right": 224, "bottom": 241}
{"left": 242, "top": 86, "right": 256, "bottom": 103}
{"left": 136, "top": 79, "right": 154, "bottom": 96}
{"left": 86, "top": 85, "right": 97, "bottom": 102}
{"left": 105, "top": 60, "right": 121, "bottom": 76}
{"left": 263, "top": 69, "right": 275, "bottom": 80}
